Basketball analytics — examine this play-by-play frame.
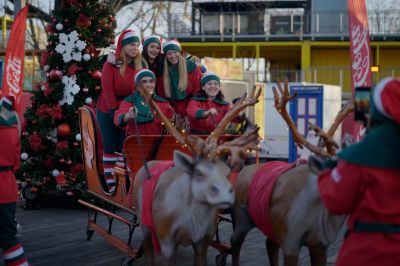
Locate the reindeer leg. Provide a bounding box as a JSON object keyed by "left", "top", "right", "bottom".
{"left": 283, "top": 250, "right": 300, "bottom": 266}
{"left": 141, "top": 226, "right": 155, "bottom": 266}
{"left": 230, "top": 205, "right": 255, "bottom": 266}
{"left": 266, "top": 238, "right": 279, "bottom": 266}
{"left": 193, "top": 237, "right": 209, "bottom": 266}
{"left": 161, "top": 242, "right": 178, "bottom": 266}
{"left": 309, "top": 244, "right": 327, "bottom": 266}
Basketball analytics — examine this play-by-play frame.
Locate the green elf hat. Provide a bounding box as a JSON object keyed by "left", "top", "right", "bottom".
{"left": 201, "top": 71, "right": 220, "bottom": 86}
{"left": 143, "top": 35, "right": 161, "bottom": 47}
{"left": 163, "top": 39, "right": 181, "bottom": 54}
{"left": 0, "top": 95, "right": 18, "bottom": 126}
{"left": 115, "top": 29, "right": 141, "bottom": 59}
{"left": 371, "top": 77, "right": 400, "bottom": 125}
{"left": 134, "top": 69, "right": 156, "bottom": 85}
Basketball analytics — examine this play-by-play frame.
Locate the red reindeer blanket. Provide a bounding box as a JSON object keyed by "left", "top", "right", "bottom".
{"left": 248, "top": 161, "right": 296, "bottom": 243}
{"left": 141, "top": 161, "right": 174, "bottom": 252}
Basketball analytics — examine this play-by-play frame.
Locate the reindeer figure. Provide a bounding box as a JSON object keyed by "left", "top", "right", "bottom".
{"left": 133, "top": 88, "right": 261, "bottom": 266}
{"left": 231, "top": 80, "right": 354, "bottom": 266}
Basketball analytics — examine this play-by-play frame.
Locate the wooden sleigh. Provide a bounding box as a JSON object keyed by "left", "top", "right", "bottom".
{"left": 78, "top": 105, "right": 243, "bottom": 264}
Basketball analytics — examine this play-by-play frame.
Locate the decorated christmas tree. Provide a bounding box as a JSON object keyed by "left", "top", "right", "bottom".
{"left": 18, "top": 0, "right": 116, "bottom": 205}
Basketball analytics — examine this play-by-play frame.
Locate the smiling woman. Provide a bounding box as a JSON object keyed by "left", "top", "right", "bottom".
{"left": 186, "top": 71, "right": 234, "bottom": 134}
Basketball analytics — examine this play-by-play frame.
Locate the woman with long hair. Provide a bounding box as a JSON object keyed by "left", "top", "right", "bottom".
{"left": 157, "top": 39, "right": 202, "bottom": 130}
{"left": 96, "top": 29, "right": 144, "bottom": 192}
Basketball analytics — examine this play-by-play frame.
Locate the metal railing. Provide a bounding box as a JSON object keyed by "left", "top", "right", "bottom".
{"left": 168, "top": 10, "right": 400, "bottom": 38}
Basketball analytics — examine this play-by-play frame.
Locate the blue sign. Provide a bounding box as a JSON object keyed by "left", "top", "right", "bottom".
{"left": 288, "top": 85, "right": 323, "bottom": 162}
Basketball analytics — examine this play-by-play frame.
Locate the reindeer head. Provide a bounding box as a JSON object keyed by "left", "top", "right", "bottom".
{"left": 142, "top": 86, "right": 262, "bottom": 208}
{"left": 173, "top": 150, "right": 233, "bottom": 208}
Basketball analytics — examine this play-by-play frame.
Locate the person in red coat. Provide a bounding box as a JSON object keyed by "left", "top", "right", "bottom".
{"left": 318, "top": 77, "right": 400, "bottom": 266}
{"left": 114, "top": 69, "right": 174, "bottom": 135}
{"left": 156, "top": 39, "right": 202, "bottom": 130}
{"left": 0, "top": 96, "right": 28, "bottom": 266}
{"left": 96, "top": 29, "right": 144, "bottom": 191}
{"left": 186, "top": 72, "right": 231, "bottom": 134}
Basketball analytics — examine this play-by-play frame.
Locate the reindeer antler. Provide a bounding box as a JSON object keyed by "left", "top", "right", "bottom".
{"left": 273, "top": 78, "right": 354, "bottom": 157}
{"left": 206, "top": 86, "right": 261, "bottom": 149}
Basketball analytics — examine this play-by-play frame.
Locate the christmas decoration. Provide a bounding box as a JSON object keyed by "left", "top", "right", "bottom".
{"left": 59, "top": 75, "right": 80, "bottom": 105}
{"left": 19, "top": 0, "right": 116, "bottom": 201}
{"left": 55, "top": 30, "right": 87, "bottom": 63}
{"left": 57, "top": 123, "right": 71, "bottom": 137}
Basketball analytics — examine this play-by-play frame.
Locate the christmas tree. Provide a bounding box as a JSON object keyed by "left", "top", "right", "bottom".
{"left": 18, "top": 0, "right": 116, "bottom": 205}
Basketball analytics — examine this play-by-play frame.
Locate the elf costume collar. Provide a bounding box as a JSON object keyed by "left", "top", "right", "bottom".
{"left": 167, "top": 59, "right": 197, "bottom": 100}
{"left": 126, "top": 92, "right": 167, "bottom": 123}
{"left": 338, "top": 77, "right": 400, "bottom": 170}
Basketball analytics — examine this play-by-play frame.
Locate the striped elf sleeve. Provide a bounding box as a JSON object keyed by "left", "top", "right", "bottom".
{"left": 3, "top": 243, "right": 28, "bottom": 266}
{"left": 103, "top": 153, "right": 118, "bottom": 192}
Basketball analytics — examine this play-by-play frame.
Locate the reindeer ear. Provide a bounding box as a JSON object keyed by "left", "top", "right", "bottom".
{"left": 173, "top": 150, "right": 194, "bottom": 174}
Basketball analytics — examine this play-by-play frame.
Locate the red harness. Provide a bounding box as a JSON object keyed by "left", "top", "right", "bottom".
{"left": 247, "top": 161, "right": 296, "bottom": 243}
{"left": 141, "top": 161, "right": 174, "bottom": 252}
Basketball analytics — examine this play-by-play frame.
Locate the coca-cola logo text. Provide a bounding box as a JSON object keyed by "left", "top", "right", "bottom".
{"left": 350, "top": 20, "right": 371, "bottom": 87}
{"left": 5, "top": 56, "right": 22, "bottom": 102}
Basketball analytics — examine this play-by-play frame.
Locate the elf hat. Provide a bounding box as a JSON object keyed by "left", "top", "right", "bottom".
{"left": 134, "top": 69, "right": 156, "bottom": 85}
{"left": 0, "top": 95, "right": 18, "bottom": 126}
{"left": 0, "top": 95, "right": 15, "bottom": 111}
{"left": 201, "top": 71, "right": 220, "bottom": 86}
{"left": 371, "top": 77, "right": 400, "bottom": 124}
{"left": 143, "top": 35, "right": 161, "bottom": 47}
{"left": 115, "top": 30, "right": 141, "bottom": 59}
{"left": 163, "top": 39, "right": 181, "bottom": 54}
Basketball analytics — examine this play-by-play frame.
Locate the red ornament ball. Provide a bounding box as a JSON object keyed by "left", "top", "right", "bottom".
{"left": 57, "top": 123, "right": 71, "bottom": 137}
{"left": 49, "top": 69, "right": 63, "bottom": 80}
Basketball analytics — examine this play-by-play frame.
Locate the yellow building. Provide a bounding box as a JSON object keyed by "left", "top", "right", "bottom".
{"left": 169, "top": 0, "right": 400, "bottom": 93}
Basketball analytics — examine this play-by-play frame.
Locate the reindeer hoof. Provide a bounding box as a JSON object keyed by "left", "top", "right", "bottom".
{"left": 215, "top": 253, "right": 228, "bottom": 266}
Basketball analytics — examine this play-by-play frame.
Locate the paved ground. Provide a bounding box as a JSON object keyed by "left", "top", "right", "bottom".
{"left": 9, "top": 203, "right": 345, "bottom": 266}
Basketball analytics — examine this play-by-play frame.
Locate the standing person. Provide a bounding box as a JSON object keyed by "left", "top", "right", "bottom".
{"left": 186, "top": 72, "right": 231, "bottom": 134}
{"left": 142, "top": 35, "right": 164, "bottom": 78}
{"left": 96, "top": 29, "right": 143, "bottom": 192}
{"left": 317, "top": 77, "right": 400, "bottom": 266}
{"left": 157, "top": 39, "right": 202, "bottom": 130}
{"left": 0, "top": 96, "right": 28, "bottom": 266}
{"left": 114, "top": 69, "right": 175, "bottom": 135}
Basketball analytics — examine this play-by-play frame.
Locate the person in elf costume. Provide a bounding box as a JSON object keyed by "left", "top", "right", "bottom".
{"left": 108, "top": 34, "right": 164, "bottom": 78}
{"left": 156, "top": 39, "right": 202, "bottom": 130}
{"left": 186, "top": 72, "right": 232, "bottom": 134}
{"left": 96, "top": 29, "right": 144, "bottom": 192}
{"left": 318, "top": 77, "right": 400, "bottom": 266}
{"left": 114, "top": 69, "right": 175, "bottom": 135}
{"left": 0, "top": 96, "right": 29, "bottom": 266}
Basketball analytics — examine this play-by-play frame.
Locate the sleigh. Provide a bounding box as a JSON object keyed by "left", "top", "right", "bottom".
{"left": 78, "top": 105, "right": 251, "bottom": 265}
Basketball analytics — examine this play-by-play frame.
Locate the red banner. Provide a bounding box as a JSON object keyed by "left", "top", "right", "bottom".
{"left": 2, "top": 6, "right": 29, "bottom": 113}
{"left": 344, "top": 0, "right": 373, "bottom": 144}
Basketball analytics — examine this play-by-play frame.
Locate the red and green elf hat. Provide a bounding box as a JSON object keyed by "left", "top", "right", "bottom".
{"left": 0, "top": 95, "right": 18, "bottom": 126}
{"left": 163, "top": 39, "right": 181, "bottom": 54}
{"left": 201, "top": 71, "right": 220, "bottom": 86}
{"left": 371, "top": 77, "right": 400, "bottom": 125}
{"left": 143, "top": 35, "right": 161, "bottom": 47}
{"left": 115, "top": 29, "right": 141, "bottom": 59}
{"left": 134, "top": 69, "right": 156, "bottom": 85}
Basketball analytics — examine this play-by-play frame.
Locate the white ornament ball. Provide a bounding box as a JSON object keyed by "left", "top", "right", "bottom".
{"left": 41, "top": 85, "right": 46, "bottom": 91}
{"left": 55, "top": 23, "right": 63, "bottom": 31}
{"left": 21, "top": 153, "right": 29, "bottom": 160}
{"left": 43, "top": 65, "right": 50, "bottom": 72}
{"left": 83, "top": 54, "right": 91, "bottom": 61}
{"left": 52, "top": 169, "right": 60, "bottom": 177}
{"left": 85, "top": 97, "right": 93, "bottom": 104}
{"left": 75, "top": 134, "right": 81, "bottom": 141}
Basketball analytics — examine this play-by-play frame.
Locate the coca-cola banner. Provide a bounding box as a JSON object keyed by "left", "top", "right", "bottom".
{"left": 348, "top": 0, "right": 373, "bottom": 90}
{"left": 344, "top": 0, "right": 372, "bottom": 143}
{"left": 2, "top": 6, "right": 29, "bottom": 112}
